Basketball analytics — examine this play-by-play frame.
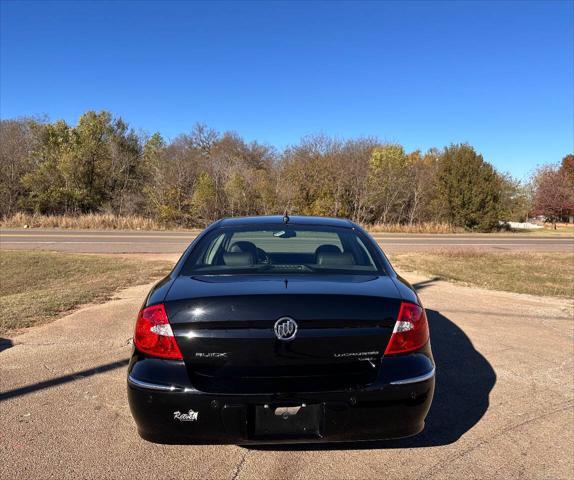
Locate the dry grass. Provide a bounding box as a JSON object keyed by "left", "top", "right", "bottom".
{"left": 0, "top": 215, "right": 463, "bottom": 233}
{"left": 0, "top": 251, "right": 172, "bottom": 333}
{"left": 3, "top": 213, "right": 572, "bottom": 236}
{"left": 367, "top": 222, "right": 463, "bottom": 234}
{"left": 0, "top": 212, "right": 169, "bottom": 231}
{"left": 390, "top": 250, "right": 574, "bottom": 298}
{"left": 519, "top": 224, "right": 574, "bottom": 236}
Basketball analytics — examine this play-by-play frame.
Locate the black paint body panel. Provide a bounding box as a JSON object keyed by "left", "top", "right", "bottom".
{"left": 127, "top": 216, "right": 435, "bottom": 444}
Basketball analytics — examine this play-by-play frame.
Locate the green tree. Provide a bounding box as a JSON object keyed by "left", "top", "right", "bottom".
{"left": 21, "top": 111, "right": 144, "bottom": 214}
{"left": 436, "top": 144, "right": 503, "bottom": 231}
{"left": 21, "top": 120, "right": 74, "bottom": 213}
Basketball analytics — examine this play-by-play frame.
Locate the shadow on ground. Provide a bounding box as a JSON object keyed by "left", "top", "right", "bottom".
{"left": 252, "top": 308, "right": 496, "bottom": 450}
{"left": 410, "top": 276, "right": 441, "bottom": 292}
{"left": 0, "top": 338, "right": 13, "bottom": 353}
{"left": 0, "top": 358, "right": 129, "bottom": 402}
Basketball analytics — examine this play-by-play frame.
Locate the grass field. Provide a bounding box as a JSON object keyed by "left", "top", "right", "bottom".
{"left": 518, "top": 224, "right": 574, "bottom": 236}
{"left": 390, "top": 250, "right": 574, "bottom": 298}
{"left": 0, "top": 251, "right": 171, "bottom": 333}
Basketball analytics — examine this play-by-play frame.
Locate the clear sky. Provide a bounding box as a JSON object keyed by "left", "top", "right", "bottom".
{"left": 1, "top": 0, "right": 572, "bottom": 179}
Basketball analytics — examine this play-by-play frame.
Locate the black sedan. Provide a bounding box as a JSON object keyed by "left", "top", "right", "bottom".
{"left": 127, "top": 215, "right": 435, "bottom": 444}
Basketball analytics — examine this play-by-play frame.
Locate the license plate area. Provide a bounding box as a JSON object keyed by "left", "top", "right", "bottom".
{"left": 251, "top": 403, "right": 323, "bottom": 440}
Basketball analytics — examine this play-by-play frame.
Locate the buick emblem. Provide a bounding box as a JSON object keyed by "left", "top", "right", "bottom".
{"left": 274, "top": 317, "right": 298, "bottom": 341}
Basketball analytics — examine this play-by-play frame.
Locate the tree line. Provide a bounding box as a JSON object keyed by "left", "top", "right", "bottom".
{"left": 1, "top": 111, "right": 572, "bottom": 230}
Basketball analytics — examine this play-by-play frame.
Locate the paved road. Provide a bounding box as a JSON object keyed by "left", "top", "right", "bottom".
{"left": 1, "top": 270, "right": 573, "bottom": 479}
{"left": 2, "top": 229, "right": 573, "bottom": 254}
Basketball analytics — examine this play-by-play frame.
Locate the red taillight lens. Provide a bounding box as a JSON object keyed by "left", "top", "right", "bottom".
{"left": 133, "top": 304, "right": 183, "bottom": 360}
{"left": 384, "top": 302, "right": 429, "bottom": 355}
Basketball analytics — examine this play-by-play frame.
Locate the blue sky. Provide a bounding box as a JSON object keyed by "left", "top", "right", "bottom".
{"left": 1, "top": 0, "right": 572, "bottom": 179}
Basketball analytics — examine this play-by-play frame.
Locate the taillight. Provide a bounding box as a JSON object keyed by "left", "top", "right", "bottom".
{"left": 133, "top": 304, "right": 183, "bottom": 360}
{"left": 384, "top": 302, "right": 429, "bottom": 355}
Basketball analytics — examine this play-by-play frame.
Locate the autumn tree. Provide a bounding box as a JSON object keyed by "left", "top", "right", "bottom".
{"left": 191, "top": 171, "right": 217, "bottom": 224}
{"left": 3, "top": 109, "right": 565, "bottom": 232}
{"left": 402, "top": 149, "right": 441, "bottom": 225}
{"left": 0, "top": 118, "right": 42, "bottom": 216}
{"left": 142, "top": 132, "right": 177, "bottom": 223}
{"left": 498, "top": 173, "right": 532, "bottom": 222}
{"left": 366, "top": 144, "right": 410, "bottom": 224}
{"left": 560, "top": 154, "right": 574, "bottom": 193}
{"left": 278, "top": 135, "right": 340, "bottom": 216}
{"left": 532, "top": 158, "right": 574, "bottom": 227}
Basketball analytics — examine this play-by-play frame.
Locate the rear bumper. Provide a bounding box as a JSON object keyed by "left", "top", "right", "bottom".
{"left": 127, "top": 353, "right": 435, "bottom": 444}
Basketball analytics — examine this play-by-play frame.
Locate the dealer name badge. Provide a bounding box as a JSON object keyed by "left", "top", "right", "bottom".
{"left": 173, "top": 409, "right": 199, "bottom": 422}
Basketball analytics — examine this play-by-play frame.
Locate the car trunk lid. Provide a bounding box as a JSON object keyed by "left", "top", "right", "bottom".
{"left": 164, "top": 275, "right": 402, "bottom": 393}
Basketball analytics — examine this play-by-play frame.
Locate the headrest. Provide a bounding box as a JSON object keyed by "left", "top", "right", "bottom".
{"left": 315, "top": 244, "right": 342, "bottom": 256}
{"left": 229, "top": 241, "right": 257, "bottom": 256}
{"left": 316, "top": 252, "right": 355, "bottom": 266}
{"left": 223, "top": 252, "right": 254, "bottom": 266}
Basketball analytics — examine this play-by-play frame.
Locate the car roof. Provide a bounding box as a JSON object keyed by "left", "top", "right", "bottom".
{"left": 217, "top": 215, "right": 356, "bottom": 228}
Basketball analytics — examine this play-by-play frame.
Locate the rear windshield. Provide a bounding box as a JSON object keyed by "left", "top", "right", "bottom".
{"left": 180, "top": 225, "right": 382, "bottom": 275}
